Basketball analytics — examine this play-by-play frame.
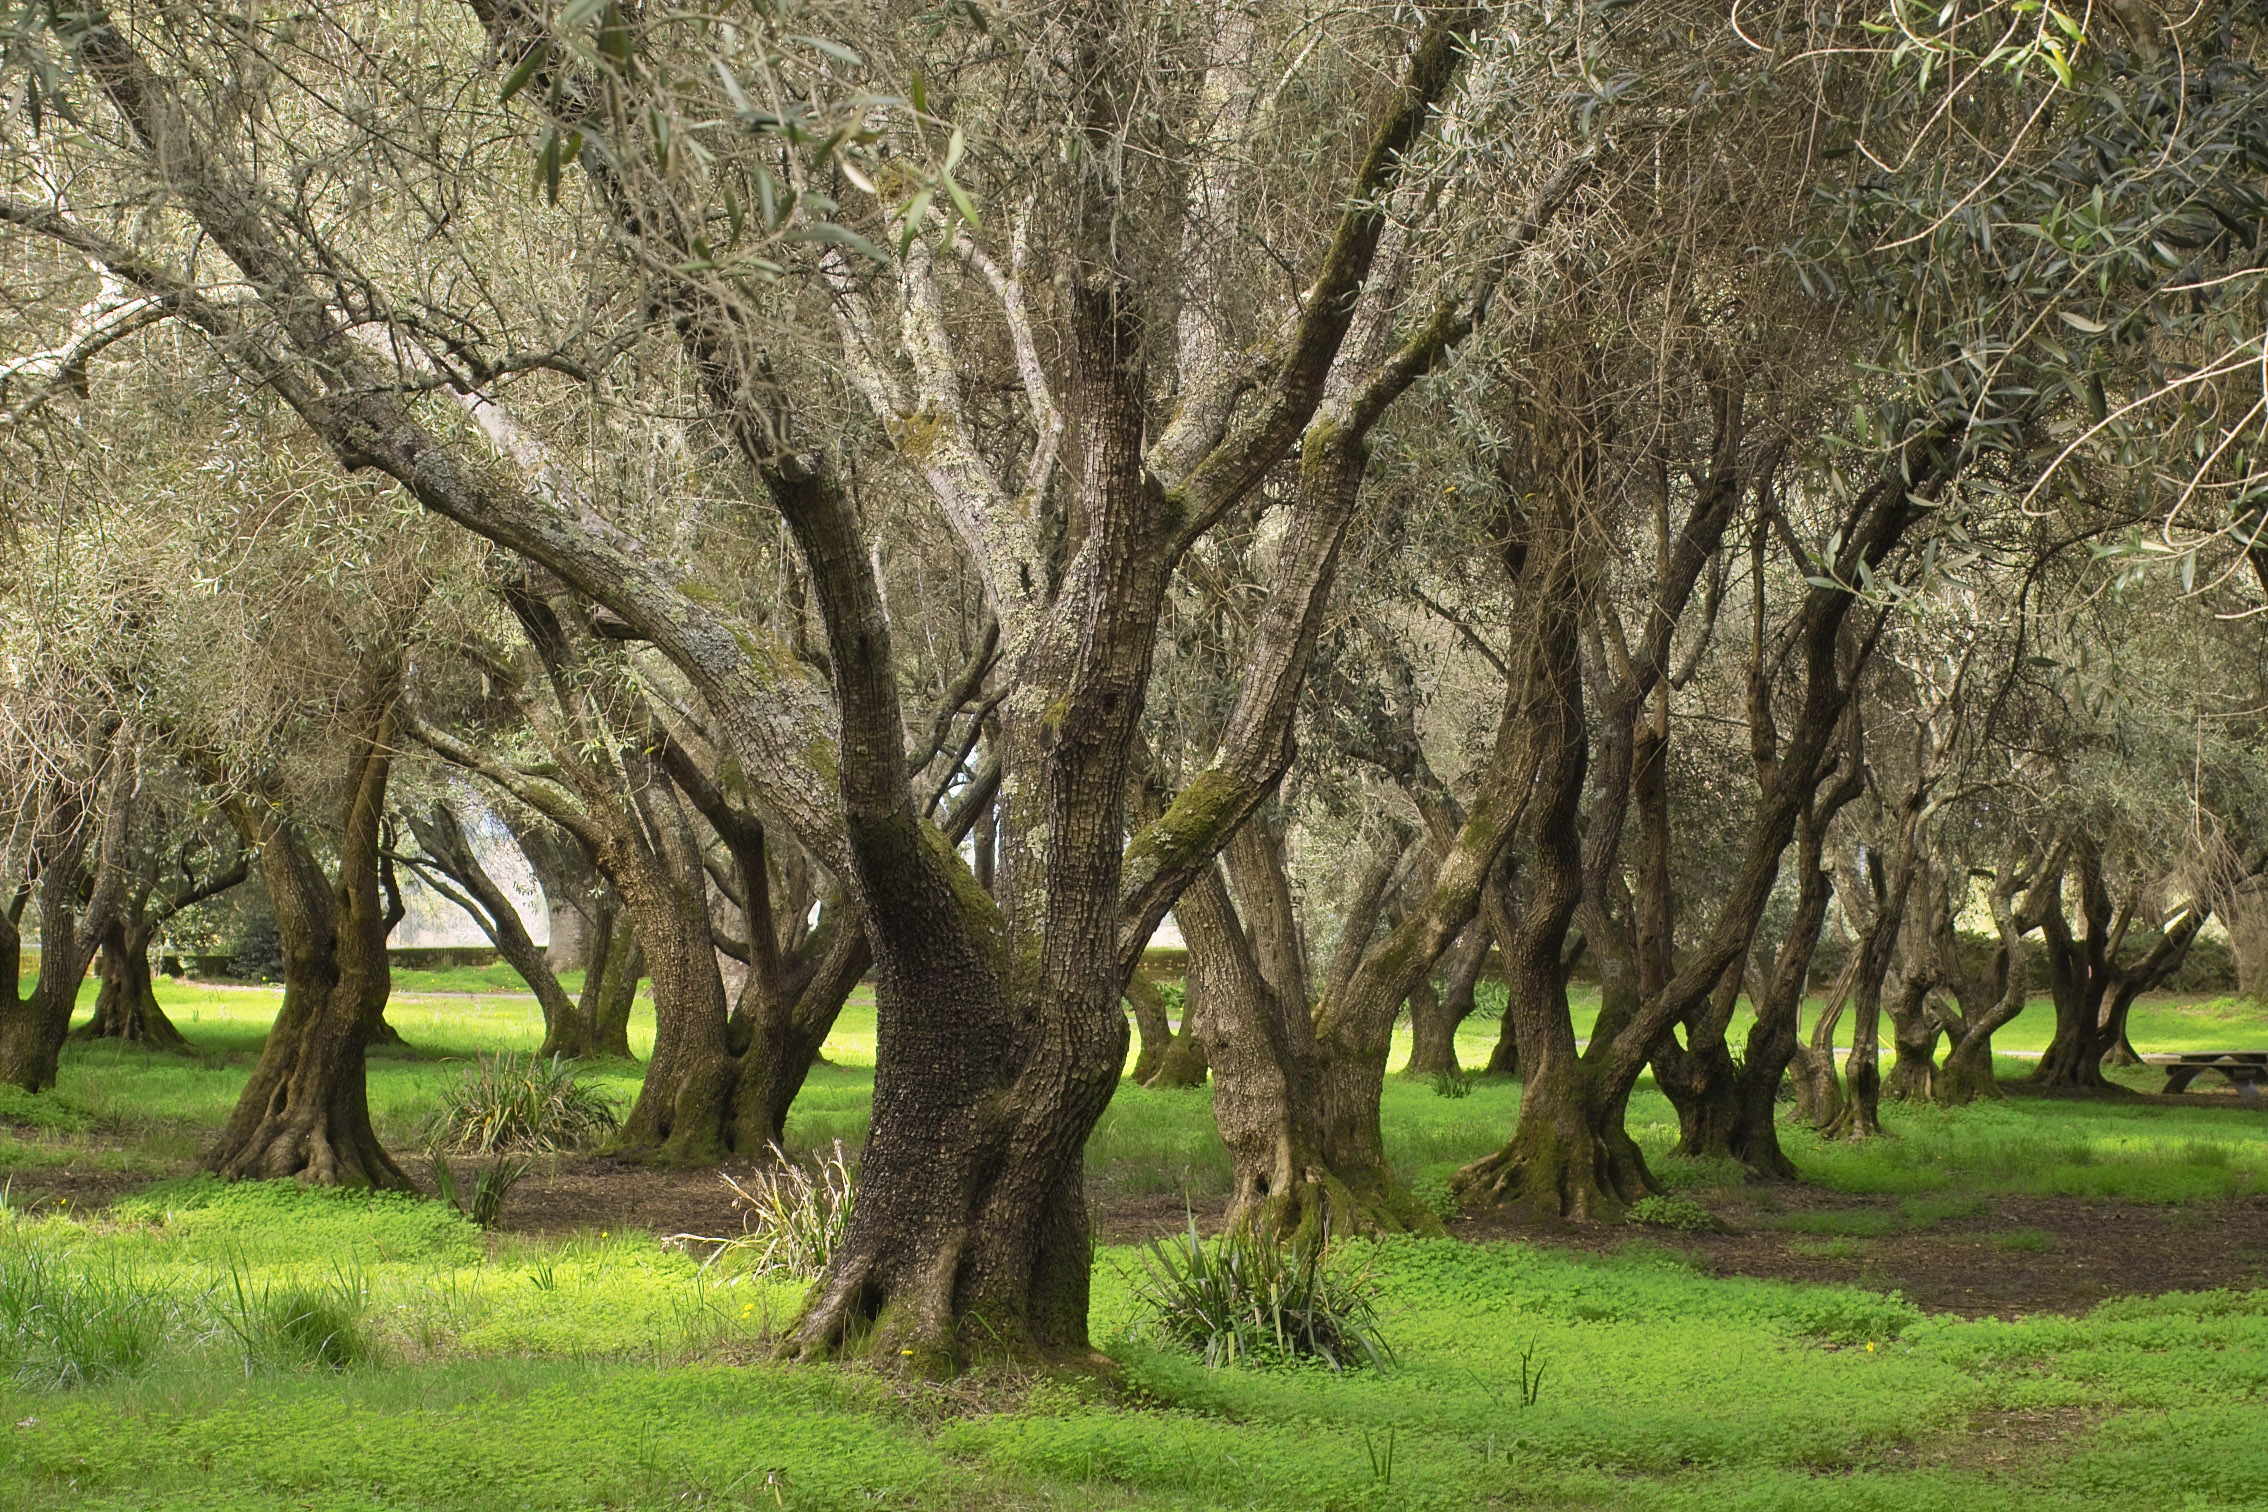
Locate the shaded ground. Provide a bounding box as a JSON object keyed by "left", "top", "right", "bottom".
{"left": 10, "top": 1152, "right": 2264, "bottom": 1319}
{"left": 1456, "top": 1185, "right": 2268, "bottom": 1319}
{"left": 6, "top": 1086, "right": 2265, "bottom": 1322}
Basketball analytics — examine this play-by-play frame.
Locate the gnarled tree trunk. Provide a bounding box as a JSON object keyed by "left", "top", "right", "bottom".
{"left": 2033, "top": 840, "right": 2206, "bottom": 1090}
{"left": 403, "top": 800, "right": 587, "bottom": 1058}
{"left": 206, "top": 669, "right": 411, "bottom": 1188}
{"left": 1182, "top": 826, "right": 1438, "bottom": 1239}
{"left": 0, "top": 735, "right": 135, "bottom": 1092}
{"left": 1123, "top": 968, "right": 1175, "bottom": 1084}
{"left": 583, "top": 915, "right": 640, "bottom": 1059}
{"left": 1403, "top": 923, "right": 1489, "bottom": 1078}
{"left": 1455, "top": 525, "right": 1652, "bottom": 1215}
{"left": 1726, "top": 763, "right": 1853, "bottom": 1178}
{"left": 79, "top": 920, "right": 189, "bottom": 1052}
{"left": 1880, "top": 970, "right": 1942, "bottom": 1101}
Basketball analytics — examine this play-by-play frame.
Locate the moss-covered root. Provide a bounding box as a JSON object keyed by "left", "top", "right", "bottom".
{"left": 610, "top": 1054, "right": 738, "bottom": 1166}
{"left": 1452, "top": 1121, "right": 1652, "bottom": 1222}
{"left": 1235, "top": 1162, "right": 1445, "bottom": 1246}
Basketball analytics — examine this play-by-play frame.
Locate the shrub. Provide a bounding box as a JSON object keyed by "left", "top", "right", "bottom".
{"left": 1131, "top": 1216, "right": 1393, "bottom": 1373}
{"left": 422, "top": 1052, "right": 620, "bottom": 1156}
{"left": 692, "top": 1142, "right": 855, "bottom": 1280}
{"left": 1626, "top": 1194, "right": 1719, "bottom": 1232}
{"left": 0, "top": 1234, "right": 178, "bottom": 1388}
{"left": 229, "top": 915, "right": 286, "bottom": 983}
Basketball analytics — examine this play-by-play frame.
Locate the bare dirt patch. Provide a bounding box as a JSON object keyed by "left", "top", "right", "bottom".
{"left": 1455, "top": 1185, "right": 2268, "bottom": 1317}
{"left": 0, "top": 1163, "right": 173, "bottom": 1216}
{"left": 438, "top": 1153, "right": 761, "bottom": 1240}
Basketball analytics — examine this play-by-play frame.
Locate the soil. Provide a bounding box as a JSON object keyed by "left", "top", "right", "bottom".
{"left": 1455, "top": 1185, "right": 2268, "bottom": 1318}
{"left": 6, "top": 1095, "right": 2266, "bottom": 1321}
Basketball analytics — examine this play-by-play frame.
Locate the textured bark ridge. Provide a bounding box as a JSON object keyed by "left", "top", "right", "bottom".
{"left": 205, "top": 669, "right": 412, "bottom": 1189}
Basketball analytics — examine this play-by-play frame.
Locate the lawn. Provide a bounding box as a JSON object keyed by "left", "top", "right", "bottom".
{"left": 0, "top": 973, "right": 2263, "bottom": 1509}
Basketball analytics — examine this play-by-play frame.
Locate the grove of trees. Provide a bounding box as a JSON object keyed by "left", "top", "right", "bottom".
{"left": 5, "top": 0, "right": 2268, "bottom": 1370}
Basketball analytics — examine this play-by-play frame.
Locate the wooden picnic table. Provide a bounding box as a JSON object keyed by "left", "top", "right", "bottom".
{"left": 2140, "top": 1052, "right": 2268, "bottom": 1101}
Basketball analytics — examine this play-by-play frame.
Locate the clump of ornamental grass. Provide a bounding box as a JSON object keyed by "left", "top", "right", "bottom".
{"left": 0, "top": 1231, "right": 181, "bottom": 1388}
{"left": 1132, "top": 1214, "right": 1393, "bottom": 1373}
{"left": 671, "top": 1142, "right": 855, "bottom": 1281}
{"left": 214, "top": 1264, "right": 372, "bottom": 1371}
{"left": 430, "top": 1152, "right": 531, "bottom": 1231}
{"left": 421, "top": 1051, "right": 619, "bottom": 1156}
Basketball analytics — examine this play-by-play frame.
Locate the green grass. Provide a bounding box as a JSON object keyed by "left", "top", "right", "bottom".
{"left": 3, "top": 1189, "right": 2265, "bottom": 1509}
{"left": 0, "top": 978, "right": 2264, "bottom": 1507}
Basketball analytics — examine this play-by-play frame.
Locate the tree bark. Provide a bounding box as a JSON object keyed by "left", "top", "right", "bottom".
{"left": 1455, "top": 520, "right": 1652, "bottom": 1215}
{"left": 1658, "top": 961, "right": 1746, "bottom": 1158}
{"left": 1124, "top": 968, "right": 1174, "bottom": 1084}
{"left": 2033, "top": 842, "right": 2206, "bottom": 1089}
{"left": 79, "top": 921, "right": 190, "bottom": 1053}
{"left": 205, "top": 666, "right": 411, "bottom": 1188}
{"left": 1400, "top": 928, "right": 1490, "bottom": 1080}
{"left": 585, "top": 919, "right": 641, "bottom": 1060}
{"left": 1880, "top": 969, "right": 1942, "bottom": 1102}
{"left": 1462, "top": 420, "right": 1957, "bottom": 1215}
{"left": 2030, "top": 841, "right": 2117, "bottom": 1090}
{"left": 0, "top": 734, "right": 134, "bottom": 1092}
{"left": 1185, "top": 828, "right": 1438, "bottom": 1240}
{"left": 75, "top": 828, "right": 247, "bottom": 1052}
{"left": 1934, "top": 850, "right": 2054, "bottom": 1106}
{"left": 1727, "top": 764, "right": 1854, "bottom": 1178}
{"left": 517, "top": 821, "right": 607, "bottom": 976}
{"left": 1821, "top": 787, "right": 1926, "bottom": 1140}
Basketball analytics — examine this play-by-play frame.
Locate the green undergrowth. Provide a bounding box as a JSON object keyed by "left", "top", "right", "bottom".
{"left": 1781, "top": 1097, "right": 2268, "bottom": 1203}
{"left": 6, "top": 1186, "right": 2264, "bottom": 1510}
{"left": 1, "top": 985, "right": 2264, "bottom": 1506}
